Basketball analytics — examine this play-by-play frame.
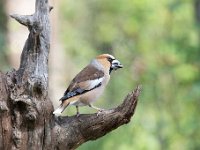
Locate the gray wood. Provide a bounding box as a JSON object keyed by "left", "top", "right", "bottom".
{"left": 0, "top": 0, "right": 141, "bottom": 149}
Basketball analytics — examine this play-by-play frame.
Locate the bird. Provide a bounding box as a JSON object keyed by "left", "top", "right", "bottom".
{"left": 53, "top": 54, "right": 123, "bottom": 116}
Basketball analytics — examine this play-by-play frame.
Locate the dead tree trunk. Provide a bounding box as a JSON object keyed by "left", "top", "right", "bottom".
{"left": 0, "top": 0, "right": 141, "bottom": 150}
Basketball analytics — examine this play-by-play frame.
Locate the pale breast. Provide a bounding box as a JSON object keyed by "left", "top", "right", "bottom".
{"left": 79, "top": 85, "right": 104, "bottom": 104}
{"left": 80, "top": 75, "right": 110, "bottom": 105}
{"left": 70, "top": 72, "right": 110, "bottom": 106}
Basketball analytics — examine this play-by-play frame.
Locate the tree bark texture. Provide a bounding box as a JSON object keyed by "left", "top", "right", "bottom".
{"left": 0, "top": 0, "right": 141, "bottom": 150}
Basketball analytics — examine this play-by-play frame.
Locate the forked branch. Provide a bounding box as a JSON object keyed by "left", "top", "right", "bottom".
{"left": 52, "top": 85, "right": 141, "bottom": 150}
{"left": 0, "top": 0, "right": 141, "bottom": 149}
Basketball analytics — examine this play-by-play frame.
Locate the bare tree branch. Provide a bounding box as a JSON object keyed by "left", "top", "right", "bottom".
{"left": 53, "top": 86, "right": 141, "bottom": 150}
{"left": 4, "top": 0, "right": 53, "bottom": 149}
{"left": 10, "top": 14, "right": 34, "bottom": 27}
{"left": 0, "top": 0, "right": 141, "bottom": 149}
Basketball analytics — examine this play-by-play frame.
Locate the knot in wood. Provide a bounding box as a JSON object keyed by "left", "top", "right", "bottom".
{"left": 30, "top": 20, "right": 43, "bottom": 35}
{"left": 29, "top": 77, "right": 44, "bottom": 95}
{"left": 0, "top": 101, "right": 8, "bottom": 113}
{"left": 25, "top": 111, "right": 37, "bottom": 122}
{"left": 12, "top": 128, "right": 22, "bottom": 148}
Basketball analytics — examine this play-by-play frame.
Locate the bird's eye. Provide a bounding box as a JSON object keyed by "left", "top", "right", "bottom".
{"left": 107, "top": 57, "right": 114, "bottom": 63}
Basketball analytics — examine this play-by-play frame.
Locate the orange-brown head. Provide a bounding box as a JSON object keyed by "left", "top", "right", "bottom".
{"left": 96, "top": 54, "right": 123, "bottom": 74}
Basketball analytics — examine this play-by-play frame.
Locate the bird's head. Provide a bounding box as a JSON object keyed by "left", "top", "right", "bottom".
{"left": 96, "top": 54, "right": 123, "bottom": 74}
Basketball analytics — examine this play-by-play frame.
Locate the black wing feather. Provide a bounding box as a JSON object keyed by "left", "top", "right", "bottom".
{"left": 60, "top": 82, "right": 102, "bottom": 101}
{"left": 60, "top": 64, "right": 104, "bottom": 102}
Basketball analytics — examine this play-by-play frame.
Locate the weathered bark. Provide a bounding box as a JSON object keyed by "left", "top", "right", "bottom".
{"left": 0, "top": 0, "right": 141, "bottom": 150}
{"left": 53, "top": 87, "right": 140, "bottom": 150}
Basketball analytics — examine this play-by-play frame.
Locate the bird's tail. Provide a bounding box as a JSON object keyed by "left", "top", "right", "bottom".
{"left": 53, "top": 101, "right": 69, "bottom": 116}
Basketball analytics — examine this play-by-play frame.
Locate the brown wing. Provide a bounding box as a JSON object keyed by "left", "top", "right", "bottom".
{"left": 60, "top": 65, "right": 104, "bottom": 101}
{"left": 71, "top": 65, "right": 104, "bottom": 83}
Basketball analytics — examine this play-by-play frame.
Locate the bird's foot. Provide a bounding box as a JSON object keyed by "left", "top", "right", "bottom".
{"left": 75, "top": 106, "right": 80, "bottom": 117}
{"left": 97, "top": 108, "right": 105, "bottom": 116}
{"left": 76, "top": 112, "right": 80, "bottom": 117}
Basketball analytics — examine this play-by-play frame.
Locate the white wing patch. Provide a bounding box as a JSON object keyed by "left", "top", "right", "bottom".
{"left": 85, "top": 77, "right": 104, "bottom": 90}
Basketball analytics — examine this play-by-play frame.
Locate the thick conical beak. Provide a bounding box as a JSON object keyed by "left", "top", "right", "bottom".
{"left": 111, "top": 59, "right": 123, "bottom": 70}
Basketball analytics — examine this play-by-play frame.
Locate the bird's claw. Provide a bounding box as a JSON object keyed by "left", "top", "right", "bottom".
{"left": 76, "top": 112, "right": 80, "bottom": 117}
{"left": 97, "top": 109, "right": 105, "bottom": 116}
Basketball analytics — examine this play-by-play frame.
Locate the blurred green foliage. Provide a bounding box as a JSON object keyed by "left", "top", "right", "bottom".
{"left": 0, "top": 0, "right": 9, "bottom": 71}
{"left": 60, "top": 0, "right": 200, "bottom": 149}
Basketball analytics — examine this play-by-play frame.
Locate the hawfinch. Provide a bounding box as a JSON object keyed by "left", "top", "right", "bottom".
{"left": 53, "top": 54, "right": 123, "bottom": 116}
